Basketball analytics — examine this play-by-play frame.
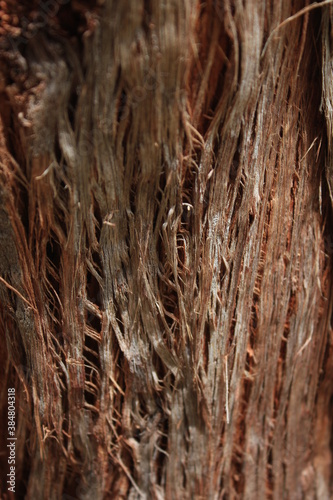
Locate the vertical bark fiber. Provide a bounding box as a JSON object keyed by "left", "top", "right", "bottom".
{"left": 0, "top": 1, "right": 333, "bottom": 498}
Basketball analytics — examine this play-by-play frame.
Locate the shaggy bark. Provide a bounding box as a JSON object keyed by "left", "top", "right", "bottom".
{"left": 0, "top": 1, "right": 333, "bottom": 498}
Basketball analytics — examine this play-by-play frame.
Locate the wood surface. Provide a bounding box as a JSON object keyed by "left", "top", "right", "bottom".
{"left": 0, "top": 1, "right": 332, "bottom": 498}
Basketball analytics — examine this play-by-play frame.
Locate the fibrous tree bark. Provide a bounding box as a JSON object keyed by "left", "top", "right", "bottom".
{"left": 0, "top": 1, "right": 333, "bottom": 498}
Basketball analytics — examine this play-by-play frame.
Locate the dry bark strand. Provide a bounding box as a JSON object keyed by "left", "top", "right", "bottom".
{"left": 0, "top": 1, "right": 332, "bottom": 499}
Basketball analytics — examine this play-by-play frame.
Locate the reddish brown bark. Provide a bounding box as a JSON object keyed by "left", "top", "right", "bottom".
{"left": 0, "top": 1, "right": 333, "bottom": 498}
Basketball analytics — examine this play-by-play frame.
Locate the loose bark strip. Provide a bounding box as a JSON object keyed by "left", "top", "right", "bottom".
{"left": 0, "top": 1, "right": 332, "bottom": 498}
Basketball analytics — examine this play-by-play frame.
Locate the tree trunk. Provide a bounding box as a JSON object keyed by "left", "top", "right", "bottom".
{"left": 0, "top": 1, "right": 333, "bottom": 498}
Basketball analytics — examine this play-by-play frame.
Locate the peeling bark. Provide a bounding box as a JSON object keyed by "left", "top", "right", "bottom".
{"left": 0, "top": 1, "right": 333, "bottom": 499}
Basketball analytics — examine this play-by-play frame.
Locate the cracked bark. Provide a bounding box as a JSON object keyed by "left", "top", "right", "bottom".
{"left": 0, "top": 1, "right": 333, "bottom": 498}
